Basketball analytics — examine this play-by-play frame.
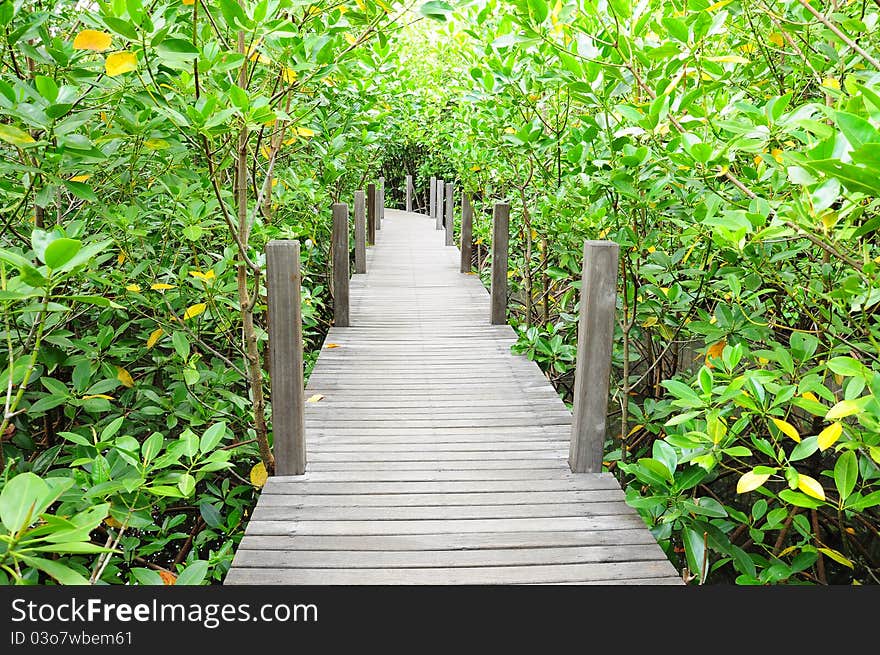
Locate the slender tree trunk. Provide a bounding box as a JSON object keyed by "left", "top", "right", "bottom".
{"left": 236, "top": 29, "right": 274, "bottom": 473}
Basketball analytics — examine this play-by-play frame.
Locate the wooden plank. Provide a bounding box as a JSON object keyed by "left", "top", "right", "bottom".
{"left": 232, "top": 544, "right": 667, "bottom": 569}
{"left": 406, "top": 174, "right": 412, "bottom": 212}
{"left": 490, "top": 202, "right": 510, "bottom": 325}
{"left": 243, "top": 514, "right": 652, "bottom": 536}
{"left": 569, "top": 240, "right": 620, "bottom": 473}
{"left": 249, "top": 501, "right": 636, "bottom": 521}
{"left": 237, "top": 528, "right": 660, "bottom": 551}
{"left": 367, "top": 183, "right": 376, "bottom": 245}
{"left": 225, "top": 560, "right": 677, "bottom": 584}
{"left": 460, "top": 193, "right": 473, "bottom": 273}
{"left": 257, "top": 489, "right": 625, "bottom": 506}
{"left": 353, "top": 190, "right": 366, "bottom": 274}
{"left": 270, "top": 470, "right": 621, "bottom": 484}
{"left": 429, "top": 176, "right": 436, "bottom": 220}
{"left": 265, "top": 240, "right": 305, "bottom": 475}
{"left": 436, "top": 179, "right": 444, "bottom": 230}
{"left": 445, "top": 182, "right": 454, "bottom": 246}
{"left": 331, "top": 203, "right": 350, "bottom": 327}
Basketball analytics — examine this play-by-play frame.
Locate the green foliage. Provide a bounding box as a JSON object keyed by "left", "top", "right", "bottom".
{"left": 377, "top": 0, "right": 880, "bottom": 584}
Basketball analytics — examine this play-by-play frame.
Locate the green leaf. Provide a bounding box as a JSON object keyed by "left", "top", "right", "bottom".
{"left": 0, "top": 247, "right": 46, "bottom": 287}
{"left": 683, "top": 528, "right": 706, "bottom": 581}
{"left": 0, "top": 123, "right": 35, "bottom": 145}
{"left": 23, "top": 556, "right": 90, "bottom": 585}
{"left": 199, "top": 422, "right": 227, "bottom": 454}
{"left": 834, "top": 450, "right": 858, "bottom": 501}
{"left": 827, "top": 357, "right": 869, "bottom": 378}
{"left": 779, "top": 489, "right": 824, "bottom": 509}
{"left": 43, "top": 238, "right": 82, "bottom": 269}
{"left": 131, "top": 567, "right": 164, "bottom": 585}
{"left": 0, "top": 472, "right": 48, "bottom": 533}
{"left": 178, "top": 473, "right": 196, "bottom": 497}
{"left": 419, "top": 1, "right": 453, "bottom": 21}
{"left": 175, "top": 559, "right": 209, "bottom": 585}
{"left": 528, "top": 0, "right": 549, "bottom": 23}
{"left": 835, "top": 111, "right": 879, "bottom": 149}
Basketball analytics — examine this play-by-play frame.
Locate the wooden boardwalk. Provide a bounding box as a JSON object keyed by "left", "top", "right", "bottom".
{"left": 225, "top": 208, "right": 681, "bottom": 585}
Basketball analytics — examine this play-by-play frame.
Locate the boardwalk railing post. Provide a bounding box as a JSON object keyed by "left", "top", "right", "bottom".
{"left": 367, "top": 183, "right": 376, "bottom": 245}
{"left": 405, "top": 174, "right": 413, "bottom": 212}
{"left": 569, "top": 240, "right": 620, "bottom": 474}
{"left": 460, "top": 193, "right": 473, "bottom": 273}
{"left": 266, "top": 240, "right": 306, "bottom": 476}
{"left": 332, "top": 203, "right": 350, "bottom": 327}
{"left": 445, "top": 183, "right": 454, "bottom": 246}
{"left": 375, "top": 179, "right": 383, "bottom": 232}
{"left": 436, "top": 179, "right": 444, "bottom": 230}
{"left": 429, "top": 176, "right": 436, "bottom": 220}
{"left": 378, "top": 176, "right": 384, "bottom": 229}
{"left": 354, "top": 190, "right": 366, "bottom": 274}
{"left": 490, "top": 202, "right": 510, "bottom": 325}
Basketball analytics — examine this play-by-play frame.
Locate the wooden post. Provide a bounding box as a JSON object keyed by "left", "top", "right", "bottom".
{"left": 405, "top": 174, "right": 412, "bottom": 212}
{"left": 367, "top": 183, "right": 376, "bottom": 246}
{"left": 429, "top": 176, "right": 436, "bottom": 220}
{"left": 569, "top": 240, "right": 620, "bottom": 474}
{"left": 460, "top": 193, "right": 473, "bottom": 273}
{"left": 354, "top": 190, "right": 366, "bottom": 274}
{"left": 377, "top": 176, "right": 384, "bottom": 229}
{"left": 490, "top": 202, "right": 510, "bottom": 325}
{"left": 332, "top": 203, "right": 350, "bottom": 328}
{"left": 445, "top": 183, "right": 454, "bottom": 246}
{"left": 436, "top": 179, "right": 444, "bottom": 230}
{"left": 266, "top": 240, "right": 306, "bottom": 476}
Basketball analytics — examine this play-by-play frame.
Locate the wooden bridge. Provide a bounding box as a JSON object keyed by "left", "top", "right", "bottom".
{"left": 225, "top": 179, "right": 681, "bottom": 585}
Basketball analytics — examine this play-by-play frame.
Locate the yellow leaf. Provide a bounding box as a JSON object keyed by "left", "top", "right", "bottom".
{"left": 150, "top": 283, "right": 175, "bottom": 291}
{"left": 105, "top": 51, "right": 138, "bottom": 77}
{"left": 771, "top": 148, "right": 784, "bottom": 163}
{"left": 144, "top": 138, "right": 168, "bottom": 150}
{"left": 189, "top": 270, "right": 215, "bottom": 281}
{"left": 73, "top": 29, "right": 112, "bottom": 52}
{"left": 182, "top": 0, "right": 195, "bottom": 4}
{"left": 817, "top": 422, "right": 843, "bottom": 451}
{"left": 821, "top": 211, "right": 839, "bottom": 230}
{"left": 116, "top": 366, "right": 134, "bottom": 388}
{"left": 297, "top": 127, "right": 315, "bottom": 138}
{"left": 345, "top": 33, "right": 357, "bottom": 45}
{"left": 822, "top": 77, "right": 840, "bottom": 90}
{"left": 737, "top": 470, "right": 771, "bottom": 494}
{"left": 159, "top": 570, "right": 177, "bottom": 585}
{"left": 306, "top": 394, "right": 325, "bottom": 403}
{"left": 705, "top": 340, "right": 726, "bottom": 366}
{"left": 826, "top": 399, "right": 862, "bottom": 420}
{"left": 706, "top": 55, "right": 750, "bottom": 64}
{"left": 104, "top": 516, "right": 122, "bottom": 528}
{"left": 771, "top": 418, "right": 800, "bottom": 443}
{"left": 83, "top": 394, "right": 114, "bottom": 400}
{"left": 818, "top": 547, "right": 853, "bottom": 568}
{"left": 627, "top": 424, "right": 643, "bottom": 437}
{"left": 283, "top": 68, "right": 297, "bottom": 84}
{"left": 753, "top": 154, "right": 763, "bottom": 166}
{"left": 797, "top": 474, "right": 826, "bottom": 501}
{"left": 641, "top": 316, "right": 658, "bottom": 327}
{"left": 778, "top": 545, "right": 798, "bottom": 557}
{"left": 326, "top": 343, "right": 341, "bottom": 349}
{"left": 69, "top": 174, "right": 91, "bottom": 183}
{"left": 183, "top": 303, "right": 206, "bottom": 320}
{"left": 147, "top": 328, "right": 164, "bottom": 349}
{"left": 117, "top": 252, "right": 126, "bottom": 265}
{"left": 125, "top": 284, "right": 141, "bottom": 292}
{"left": 801, "top": 391, "right": 819, "bottom": 402}
{"left": 768, "top": 32, "right": 784, "bottom": 47}
{"left": 250, "top": 462, "right": 268, "bottom": 488}
{"left": 706, "top": 0, "right": 734, "bottom": 11}
{"left": 0, "top": 124, "right": 35, "bottom": 145}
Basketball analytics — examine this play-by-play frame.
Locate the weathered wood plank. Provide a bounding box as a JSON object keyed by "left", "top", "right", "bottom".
{"left": 353, "top": 190, "right": 366, "bottom": 274}
{"left": 265, "top": 240, "right": 305, "bottom": 475}
{"left": 490, "top": 202, "right": 510, "bottom": 325}
{"left": 331, "top": 203, "right": 350, "bottom": 327}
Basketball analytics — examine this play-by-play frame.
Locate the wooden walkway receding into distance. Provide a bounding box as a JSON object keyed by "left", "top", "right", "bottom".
{"left": 224, "top": 206, "right": 681, "bottom": 585}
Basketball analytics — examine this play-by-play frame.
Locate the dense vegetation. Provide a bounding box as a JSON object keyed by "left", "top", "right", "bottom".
{"left": 1, "top": 0, "right": 879, "bottom": 585}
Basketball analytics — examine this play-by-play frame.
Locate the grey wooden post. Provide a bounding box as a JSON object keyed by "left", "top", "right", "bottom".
{"left": 460, "top": 193, "right": 473, "bottom": 273}
{"left": 429, "top": 176, "right": 436, "bottom": 220}
{"left": 367, "top": 183, "right": 376, "bottom": 245}
{"left": 354, "top": 190, "right": 366, "bottom": 274}
{"left": 332, "top": 203, "right": 350, "bottom": 328}
{"left": 266, "top": 240, "right": 306, "bottom": 475}
{"left": 378, "top": 177, "right": 384, "bottom": 229}
{"left": 405, "top": 174, "right": 412, "bottom": 212}
{"left": 569, "top": 241, "right": 620, "bottom": 474}
{"left": 436, "top": 179, "right": 444, "bottom": 230}
{"left": 490, "top": 202, "right": 510, "bottom": 325}
{"left": 445, "top": 183, "right": 454, "bottom": 246}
